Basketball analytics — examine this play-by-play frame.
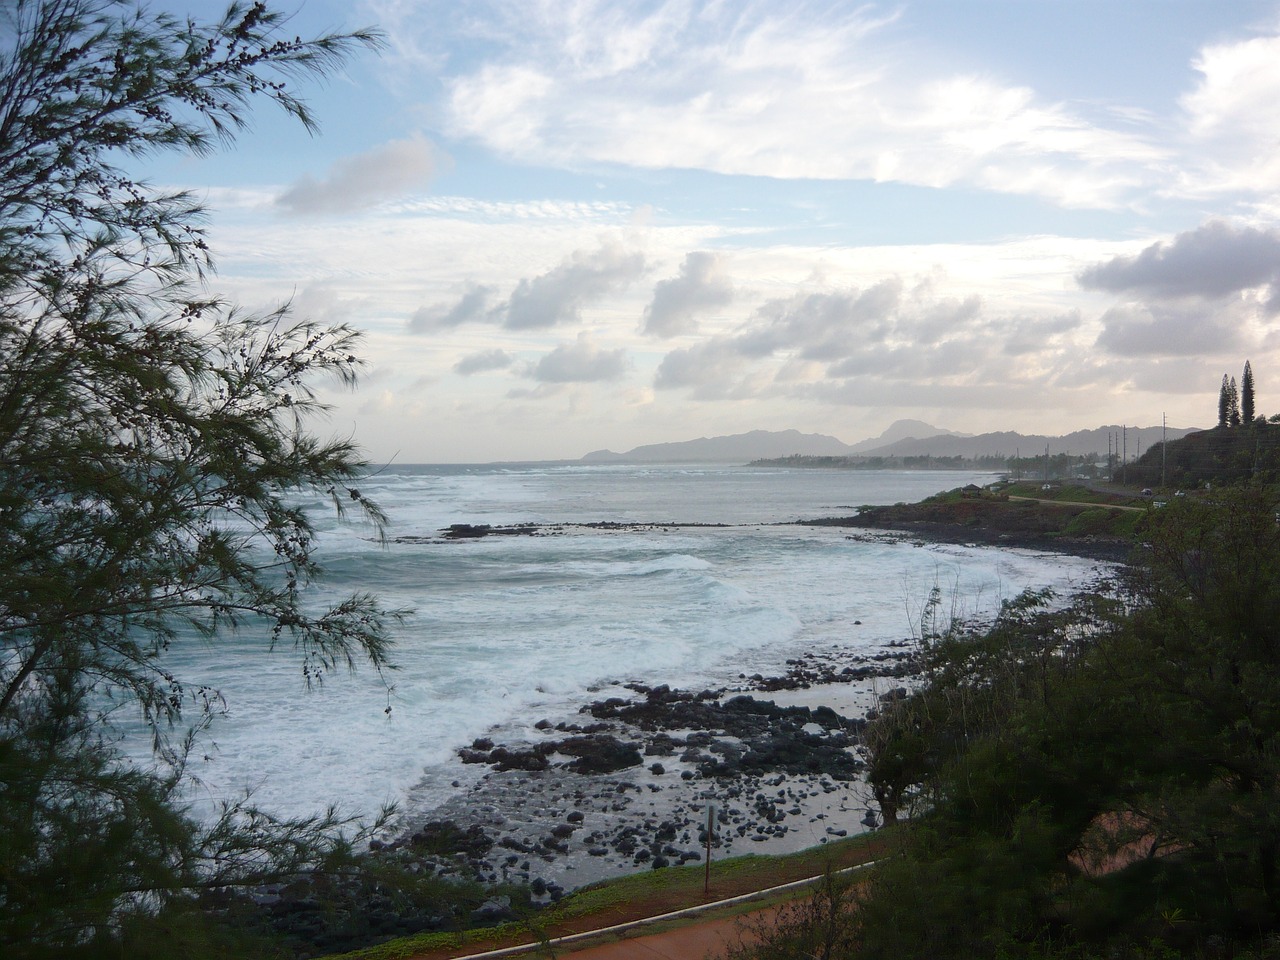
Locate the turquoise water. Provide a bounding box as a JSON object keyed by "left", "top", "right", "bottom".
{"left": 143, "top": 464, "right": 1107, "bottom": 824}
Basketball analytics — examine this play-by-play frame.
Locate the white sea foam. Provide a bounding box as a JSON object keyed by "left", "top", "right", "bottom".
{"left": 119, "top": 465, "right": 1110, "bottom": 826}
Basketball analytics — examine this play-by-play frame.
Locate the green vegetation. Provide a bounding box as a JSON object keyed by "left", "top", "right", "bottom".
{"left": 0, "top": 3, "right": 413, "bottom": 957}
{"left": 847, "top": 483, "right": 1146, "bottom": 553}
{"left": 730, "top": 485, "right": 1280, "bottom": 958}
{"left": 327, "top": 835, "right": 883, "bottom": 960}
{"left": 1244, "top": 361, "right": 1257, "bottom": 425}
{"left": 1127, "top": 423, "right": 1280, "bottom": 488}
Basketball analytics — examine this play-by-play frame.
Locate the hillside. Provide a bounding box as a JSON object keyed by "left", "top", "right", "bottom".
{"left": 580, "top": 429, "right": 856, "bottom": 462}
{"left": 814, "top": 482, "right": 1144, "bottom": 562}
{"left": 856, "top": 424, "right": 1197, "bottom": 459}
{"left": 581, "top": 422, "right": 1199, "bottom": 465}
{"left": 1122, "top": 422, "right": 1280, "bottom": 487}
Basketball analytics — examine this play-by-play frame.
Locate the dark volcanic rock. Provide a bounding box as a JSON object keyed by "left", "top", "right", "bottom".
{"left": 558, "top": 735, "right": 643, "bottom": 774}
{"left": 441, "top": 523, "right": 542, "bottom": 540}
{"left": 738, "top": 650, "right": 920, "bottom": 693}
{"left": 408, "top": 820, "right": 494, "bottom": 858}
{"left": 583, "top": 685, "right": 863, "bottom": 781}
{"left": 458, "top": 734, "right": 642, "bottom": 774}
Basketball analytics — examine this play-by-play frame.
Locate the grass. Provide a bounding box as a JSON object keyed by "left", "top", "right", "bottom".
{"left": 323, "top": 832, "right": 888, "bottom": 960}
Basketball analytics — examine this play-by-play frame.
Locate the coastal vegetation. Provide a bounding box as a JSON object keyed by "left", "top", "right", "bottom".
{"left": 4, "top": 3, "right": 1279, "bottom": 958}
{"left": 1126, "top": 420, "right": 1280, "bottom": 489}
{"left": 720, "top": 482, "right": 1280, "bottom": 959}
{"left": 329, "top": 834, "right": 884, "bottom": 960}
{"left": 827, "top": 482, "right": 1145, "bottom": 560}
{"left": 0, "top": 3, "right": 415, "bottom": 956}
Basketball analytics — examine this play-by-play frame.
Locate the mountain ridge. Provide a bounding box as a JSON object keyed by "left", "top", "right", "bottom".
{"left": 581, "top": 421, "right": 1202, "bottom": 463}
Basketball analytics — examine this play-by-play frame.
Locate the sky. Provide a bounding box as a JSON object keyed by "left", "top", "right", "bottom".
{"left": 148, "top": 0, "right": 1280, "bottom": 463}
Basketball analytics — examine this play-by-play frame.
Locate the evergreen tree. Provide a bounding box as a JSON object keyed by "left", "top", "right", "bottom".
{"left": 1229, "top": 375, "right": 1242, "bottom": 426}
{"left": 1242, "top": 359, "right": 1256, "bottom": 425}
{"left": 0, "top": 2, "right": 392, "bottom": 954}
{"left": 1219, "top": 373, "right": 1231, "bottom": 427}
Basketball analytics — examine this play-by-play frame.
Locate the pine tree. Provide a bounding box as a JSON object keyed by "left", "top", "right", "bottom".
{"left": 1242, "top": 360, "right": 1256, "bottom": 425}
{"left": 0, "top": 2, "right": 391, "bottom": 953}
{"left": 1219, "top": 374, "right": 1232, "bottom": 427}
{"left": 1229, "top": 376, "right": 1242, "bottom": 427}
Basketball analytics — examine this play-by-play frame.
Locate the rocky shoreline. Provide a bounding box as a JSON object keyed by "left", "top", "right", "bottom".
{"left": 805, "top": 513, "right": 1136, "bottom": 564}
{"left": 384, "top": 644, "right": 920, "bottom": 902}
{"left": 377, "top": 509, "right": 1127, "bottom": 902}
{"left": 245, "top": 510, "right": 1123, "bottom": 955}
{"left": 399, "top": 513, "right": 1135, "bottom": 565}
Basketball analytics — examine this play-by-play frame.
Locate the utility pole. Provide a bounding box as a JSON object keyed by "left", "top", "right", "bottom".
{"left": 1122, "top": 425, "right": 1127, "bottom": 486}
{"left": 1162, "top": 413, "right": 1167, "bottom": 489}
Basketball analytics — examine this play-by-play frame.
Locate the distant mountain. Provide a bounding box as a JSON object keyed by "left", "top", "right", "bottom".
{"left": 856, "top": 425, "right": 1200, "bottom": 460}
{"left": 847, "top": 419, "right": 971, "bottom": 453}
{"left": 580, "top": 422, "right": 1204, "bottom": 465}
{"left": 581, "top": 429, "right": 857, "bottom": 463}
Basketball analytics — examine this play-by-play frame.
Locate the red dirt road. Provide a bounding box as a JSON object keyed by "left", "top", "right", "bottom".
{"left": 547, "top": 908, "right": 775, "bottom": 959}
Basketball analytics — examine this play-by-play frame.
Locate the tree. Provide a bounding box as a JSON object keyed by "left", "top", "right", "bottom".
{"left": 1229, "top": 375, "right": 1242, "bottom": 427}
{"left": 1243, "top": 359, "right": 1256, "bottom": 425}
{"left": 847, "top": 488, "right": 1280, "bottom": 958}
{"left": 0, "top": 2, "right": 393, "bottom": 954}
{"left": 1219, "top": 373, "right": 1231, "bottom": 428}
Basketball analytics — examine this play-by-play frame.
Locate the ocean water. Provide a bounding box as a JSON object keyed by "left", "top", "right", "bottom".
{"left": 146, "top": 464, "right": 1109, "bottom": 826}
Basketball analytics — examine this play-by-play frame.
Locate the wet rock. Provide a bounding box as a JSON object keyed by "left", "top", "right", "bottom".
{"left": 557, "top": 735, "right": 643, "bottom": 774}
{"left": 471, "top": 896, "right": 515, "bottom": 924}
{"left": 409, "top": 821, "right": 493, "bottom": 858}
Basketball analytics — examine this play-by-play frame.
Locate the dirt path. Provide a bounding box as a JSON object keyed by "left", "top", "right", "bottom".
{"left": 1006, "top": 495, "right": 1146, "bottom": 512}
{"left": 544, "top": 907, "right": 778, "bottom": 959}
{"left": 392, "top": 848, "right": 884, "bottom": 960}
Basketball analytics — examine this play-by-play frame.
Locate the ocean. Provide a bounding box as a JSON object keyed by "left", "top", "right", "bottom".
{"left": 148, "top": 463, "right": 1110, "bottom": 833}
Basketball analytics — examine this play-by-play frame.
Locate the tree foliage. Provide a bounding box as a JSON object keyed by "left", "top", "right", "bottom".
{"left": 1244, "top": 359, "right": 1257, "bottom": 425}
{"left": 846, "top": 487, "right": 1280, "bottom": 958}
{"left": 0, "top": 2, "right": 394, "bottom": 954}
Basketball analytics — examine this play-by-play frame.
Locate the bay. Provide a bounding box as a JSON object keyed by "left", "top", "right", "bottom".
{"left": 148, "top": 464, "right": 1108, "bottom": 827}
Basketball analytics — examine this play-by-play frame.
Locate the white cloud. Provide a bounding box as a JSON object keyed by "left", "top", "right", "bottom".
{"left": 411, "top": 283, "right": 498, "bottom": 332}
{"left": 1179, "top": 31, "right": 1280, "bottom": 194}
{"left": 428, "top": 2, "right": 1161, "bottom": 208}
{"left": 741, "top": 282, "right": 904, "bottom": 361}
{"left": 454, "top": 348, "right": 514, "bottom": 375}
{"left": 505, "top": 241, "right": 646, "bottom": 329}
{"left": 1002, "top": 311, "right": 1082, "bottom": 357}
{"left": 653, "top": 337, "right": 748, "bottom": 396}
{"left": 1078, "top": 221, "right": 1280, "bottom": 304}
{"left": 1094, "top": 301, "right": 1246, "bottom": 359}
{"left": 276, "top": 137, "right": 440, "bottom": 216}
{"left": 642, "top": 251, "right": 734, "bottom": 337}
{"left": 531, "top": 333, "right": 630, "bottom": 383}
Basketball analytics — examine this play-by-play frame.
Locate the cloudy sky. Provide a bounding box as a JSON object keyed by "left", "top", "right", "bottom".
{"left": 151, "top": 0, "right": 1280, "bottom": 462}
